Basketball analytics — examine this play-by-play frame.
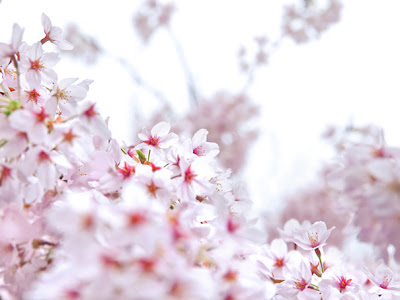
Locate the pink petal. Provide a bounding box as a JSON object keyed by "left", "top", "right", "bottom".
{"left": 41, "top": 13, "right": 52, "bottom": 33}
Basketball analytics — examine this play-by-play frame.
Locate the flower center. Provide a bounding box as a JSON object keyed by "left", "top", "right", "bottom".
{"left": 308, "top": 232, "right": 319, "bottom": 247}
{"left": 0, "top": 166, "right": 12, "bottom": 185}
{"left": 38, "top": 151, "right": 50, "bottom": 163}
{"left": 380, "top": 275, "right": 392, "bottom": 289}
{"left": 83, "top": 104, "right": 98, "bottom": 118}
{"left": 227, "top": 217, "right": 240, "bottom": 233}
{"left": 30, "top": 59, "right": 44, "bottom": 71}
{"left": 223, "top": 270, "right": 238, "bottom": 282}
{"left": 56, "top": 87, "right": 71, "bottom": 104}
{"left": 274, "top": 258, "right": 285, "bottom": 267}
{"left": 294, "top": 279, "right": 308, "bottom": 291}
{"left": 145, "top": 135, "right": 160, "bottom": 147}
{"left": 184, "top": 165, "right": 197, "bottom": 184}
{"left": 63, "top": 129, "right": 78, "bottom": 144}
{"left": 118, "top": 162, "right": 135, "bottom": 179}
{"left": 338, "top": 276, "right": 352, "bottom": 292}
{"left": 27, "top": 89, "right": 40, "bottom": 103}
{"left": 35, "top": 107, "right": 49, "bottom": 123}
{"left": 127, "top": 212, "right": 146, "bottom": 226}
{"left": 147, "top": 182, "right": 159, "bottom": 197}
{"left": 193, "top": 145, "right": 204, "bottom": 156}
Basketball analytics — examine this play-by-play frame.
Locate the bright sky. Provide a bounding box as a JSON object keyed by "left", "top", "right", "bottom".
{"left": 1, "top": 0, "right": 400, "bottom": 212}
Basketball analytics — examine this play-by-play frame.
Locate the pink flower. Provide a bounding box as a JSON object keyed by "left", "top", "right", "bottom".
{"left": 263, "top": 239, "right": 294, "bottom": 280}
{"left": 41, "top": 13, "right": 73, "bottom": 50}
{"left": 79, "top": 103, "right": 111, "bottom": 140}
{"left": 319, "top": 267, "right": 360, "bottom": 299}
{"left": 0, "top": 114, "right": 28, "bottom": 159}
{"left": 8, "top": 107, "right": 50, "bottom": 145}
{"left": 134, "top": 164, "right": 172, "bottom": 202}
{"left": 0, "top": 24, "right": 23, "bottom": 67}
{"left": 47, "top": 78, "right": 89, "bottom": 117}
{"left": 176, "top": 157, "right": 215, "bottom": 202}
{"left": 191, "top": 129, "right": 219, "bottom": 158}
{"left": 19, "top": 42, "right": 59, "bottom": 85}
{"left": 276, "top": 260, "right": 320, "bottom": 299}
{"left": 278, "top": 219, "right": 311, "bottom": 243}
{"left": 364, "top": 264, "right": 400, "bottom": 295}
{"left": 137, "top": 121, "right": 178, "bottom": 153}
{"left": 21, "top": 82, "right": 49, "bottom": 109}
{"left": 293, "top": 221, "right": 335, "bottom": 250}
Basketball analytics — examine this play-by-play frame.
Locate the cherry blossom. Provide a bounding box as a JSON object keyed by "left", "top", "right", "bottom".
{"left": 319, "top": 267, "right": 361, "bottom": 299}
{"left": 176, "top": 157, "right": 215, "bottom": 202}
{"left": 41, "top": 13, "right": 73, "bottom": 50}
{"left": 262, "top": 239, "right": 296, "bottom": 280}
{"left": 19, "top": 42, "right": 59, "bottom": 85}
{"left": 137, "top": 121, "right": 178, "bottom": 153}
{"left": 0, "top": 9, "right": 398, "bottom": 300}
{"left": 0, "top": 24, "right": 23, "bottom": 67}
{"left": 364, "top": 264, "right": 400, "bottom": 296}
{"left": 275, "top": 259, "right": 320, "bottom": 299}
{"left": 191, "top": 129, "right": 220, "bottom": 158}
{"left": 21, "top": 82, "right": 48, "bottom": 109}
{"left": 293, "top": 221, "right": 335, "bottom": 251}
{"left": 48, "top": 77, "right": 89, "bottom": 116}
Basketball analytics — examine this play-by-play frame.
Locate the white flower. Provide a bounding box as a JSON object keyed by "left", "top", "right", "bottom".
{"left": 191, "top": 129, "right": 219, "bottom": 158}
{"left": 19, "top": 42, "right": 59, "bottom": 85}
{"left": 276, "top": 259, "right": 320, "bottom": 299}
{"left": 137, "top": 121, "right": 178, "bottom": 154}
{"left": 41, "top": 13, "right": 73, "bottom": 50}
{"left": 0, "top": 24, "right": 23, "bottom": 67}
{"left": 293, "top": 221, "right": 335, "bottom": 250}
{"left": 364, "top": 264, "right": 400, "bottom": 296}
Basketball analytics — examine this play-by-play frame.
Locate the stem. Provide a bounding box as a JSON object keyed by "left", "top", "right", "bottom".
{"left": 309, "top": 283, "right": 320, "bottom": 291}
{"left": 315, "top": 248, "right": 324, "bottom": 273}
{"left": 171, "top": 174, "right": 182, "bottom": 180}
{"left": 147, "top": 149, "right": 151, "bottom": 162}
{"left": 318, "top": 255, "right": 324, "bottom": 273}
{"left": 40, "top": 35, "right": 50, "bottom": 45}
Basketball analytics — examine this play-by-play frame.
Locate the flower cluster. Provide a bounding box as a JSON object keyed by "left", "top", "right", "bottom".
{"left": 260, "top": 220, "right": 400, "bottom": 299}
{"left": 0, "top": 16, "right": 266, "bottom": 299}
{"left": 0, "top": 12, "right": 399, "bottom": 300}
{"left": 282, "top": 0, "right": 343, "bottom": 44}
{"left": 146, "top": 91, "right": 260, "bottom": 172}
{"left": 133, "top": 0, "right": 175, "bottom": 43}
{"left": 62, "top": 24, "right": 102, "bottom": 65}
{"left": 278, "top": 124, "right": 400, "bottom": 261}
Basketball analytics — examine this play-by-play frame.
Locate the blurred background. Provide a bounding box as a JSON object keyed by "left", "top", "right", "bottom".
{"left": 1, "top": 0, "right": 400, "bottom": 214}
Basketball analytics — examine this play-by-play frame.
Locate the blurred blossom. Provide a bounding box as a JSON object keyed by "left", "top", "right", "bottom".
{"left": 63, "top": 23, "right": 102, "bottom": 64}
{"left": 282, "top": 0, "right": 343, "bottom": 44}
{"left": 276, "top": 124, "right": 400, "bottom": 260}
{"left": 133, "top": 0, "right": 175, "bottom": 43}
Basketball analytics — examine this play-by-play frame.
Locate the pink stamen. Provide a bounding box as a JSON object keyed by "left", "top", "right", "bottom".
{"left": 379, "top": 275, "right": 392, "bottom": 289}
{"left": 184, "top": 165, "right": 197, "bottom": 184}
{"left": 144, "top": 135, "right": 160, "bottom": 147}
{"left": 294, "top": 279, "right": 308, "bottom": 291}
{"left": 308, "top": 232, "right": 319, "bottom": 247}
